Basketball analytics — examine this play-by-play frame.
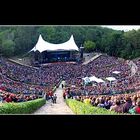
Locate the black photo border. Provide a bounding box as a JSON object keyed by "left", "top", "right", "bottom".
{"left": 0, "top": 4, "right": 140, "bottom": 136}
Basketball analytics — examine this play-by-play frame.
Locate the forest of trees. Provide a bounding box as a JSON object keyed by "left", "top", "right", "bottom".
{"left": 0, "top": 25, "right": 140, "bottom": 60}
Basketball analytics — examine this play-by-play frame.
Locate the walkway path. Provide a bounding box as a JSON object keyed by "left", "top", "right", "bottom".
{"left": 34, "top": 82, "right": 74, "bottom": 114}
{"left": 82, "top": 53, "right": 102, "bottom": 65}
{"left": 127, "top": 60, "right": 138, "bottom": 76}
{"left": 8, "top": 58, "right": 38, "bottom": 69}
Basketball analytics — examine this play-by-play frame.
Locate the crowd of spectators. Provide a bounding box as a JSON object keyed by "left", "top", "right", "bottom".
{"left": 72, "top": 91, "right": 140, "bottom": 114}
{"left": 0, "top": 90, "right": 40, "bottom": 103}
{"left": 0, "top": 54, "right": 140, "bottom": 105}
{"left": 65, "top": 55, "right": 140, "bottom": 96}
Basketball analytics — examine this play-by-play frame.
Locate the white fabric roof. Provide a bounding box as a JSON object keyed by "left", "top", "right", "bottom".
{"left": 89, "top": 76, "right": 98, "bottom": 82}
{"left": 95, "top": 78, "right": 105, "bottom": 83}
{"left": 83, "top": 76, "right": 105, "bottom": 84}
{"left": 30, "top": 34, "right": 79, "bottom": 53}
{"left": 89, "top": 76, "right": 105, "bottom": 83}
{"left": 112, "top": 71, "right": 121, "bottom": 74}
{"left": 106, "top": 77, "right": 117, "bottom": 82}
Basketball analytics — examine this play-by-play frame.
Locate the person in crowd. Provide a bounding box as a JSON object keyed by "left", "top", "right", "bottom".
{"left": 110, "top": 99, "right": 123, "bottom": 113}
{"left": 129, "top": 99, "right": 140, "bottom": 114}
{"left": 122, "top": 96, "right": 132, "bottom": 113}
{"left": 0, "top": 94, "right": 3, "bottom": 103}
{"left": 5, "top": 94, "right": 12, "bottom": 103}
{"left": 131, "top": 95, "right": 137, "bottom": 108}
{"left": 62, "top": 84, "right": 64, "bottom": 89}
{"left": 63, "top": 90, "right": 67, "bottom": 100}
{"left": 97, "top": 98, "right": 105, "bottom": 108}
{"left": 84, "top": 96, "right": 91, "bottom": 105}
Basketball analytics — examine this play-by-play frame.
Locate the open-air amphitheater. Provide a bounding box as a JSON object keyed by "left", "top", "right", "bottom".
{"left": 1, "top": 52, "right": 140, "bottom": 114}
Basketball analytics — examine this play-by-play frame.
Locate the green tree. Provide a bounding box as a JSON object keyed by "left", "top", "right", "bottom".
{"left": 2, "top": 40, "right": 15, "bottom": 56}
{"left": 0, "top": 25, "right": 140, "bottom": 59}
{"left": 84, "top": 40, "right": 96, "bottom": 53}
{"left": 121, "top": 42, "right": 136, "bottom": 59}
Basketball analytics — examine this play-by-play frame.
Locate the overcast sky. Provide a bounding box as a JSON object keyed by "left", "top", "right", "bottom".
{"left": 101, "top": 25, "right": 140, "bottom": 31}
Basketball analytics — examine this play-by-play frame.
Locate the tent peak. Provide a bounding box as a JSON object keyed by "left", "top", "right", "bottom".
{"left": 38, "top": 34, "right": 45, "bottom": 41}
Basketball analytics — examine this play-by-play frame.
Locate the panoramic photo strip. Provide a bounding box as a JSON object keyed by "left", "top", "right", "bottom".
{"left": 0, "top": 25, "right": 140, "bottom": 115}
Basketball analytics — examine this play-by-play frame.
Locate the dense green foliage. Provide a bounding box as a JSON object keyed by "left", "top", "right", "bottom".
{"left": 66, "top": 99, "right": 119, "bottom": 115}
{"left": 0, "top": 26, "right": 140, "bottom": 59}
{"left": 0, "top": 98, "right": 46, "bottom": 114}
{"left": 84, "top": 40, "right": 96, "bottom": 52}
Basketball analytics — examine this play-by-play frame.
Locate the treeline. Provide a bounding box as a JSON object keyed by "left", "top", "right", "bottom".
{"left": 0, "top": 26, "right": 140, "bottom": 59}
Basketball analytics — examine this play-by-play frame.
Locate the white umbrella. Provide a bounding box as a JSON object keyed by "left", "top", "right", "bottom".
{"left": 112, "top": 71, "right": 121, "bottom": 74}
{"left": 106, "top": 77, "right": 116, "bottom": 82}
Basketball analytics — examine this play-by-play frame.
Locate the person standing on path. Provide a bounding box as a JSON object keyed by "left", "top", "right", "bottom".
{"left": 63, "top": 90, "right": 67, "bottom": 100}
{"left": 52, "top": 94, "right": 57, "bottom": 104}
{"left": 62, "top": 84, "right": 64, "bottom": 89}
{"left": 49, "top": 90, "right": 53, "bottom": 100}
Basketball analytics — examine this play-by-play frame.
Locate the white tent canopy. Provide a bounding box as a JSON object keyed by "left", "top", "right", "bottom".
{"left": 106, "top": 77, "right": 117, "bottom": 82}
{"left": 89, "top": 76, "right": 98, "bottom": 82}
{"left": 88, "top": 76, "right": 105, "bottom": 83}
{"left": 30, "top": 34, "right": 79, "bottom": 53}
{"left": 112, "top": 71, "right": 121, "bottom": 74}
{"left": 95, "top": 78, "right": 105, "bottom": 83}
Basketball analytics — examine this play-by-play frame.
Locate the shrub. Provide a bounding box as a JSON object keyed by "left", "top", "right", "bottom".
{"left": 0, "top": 98, "right": 46, "bottom": 114}
{"left": 66, "top": 99, "right": 120, "bottom": 115}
